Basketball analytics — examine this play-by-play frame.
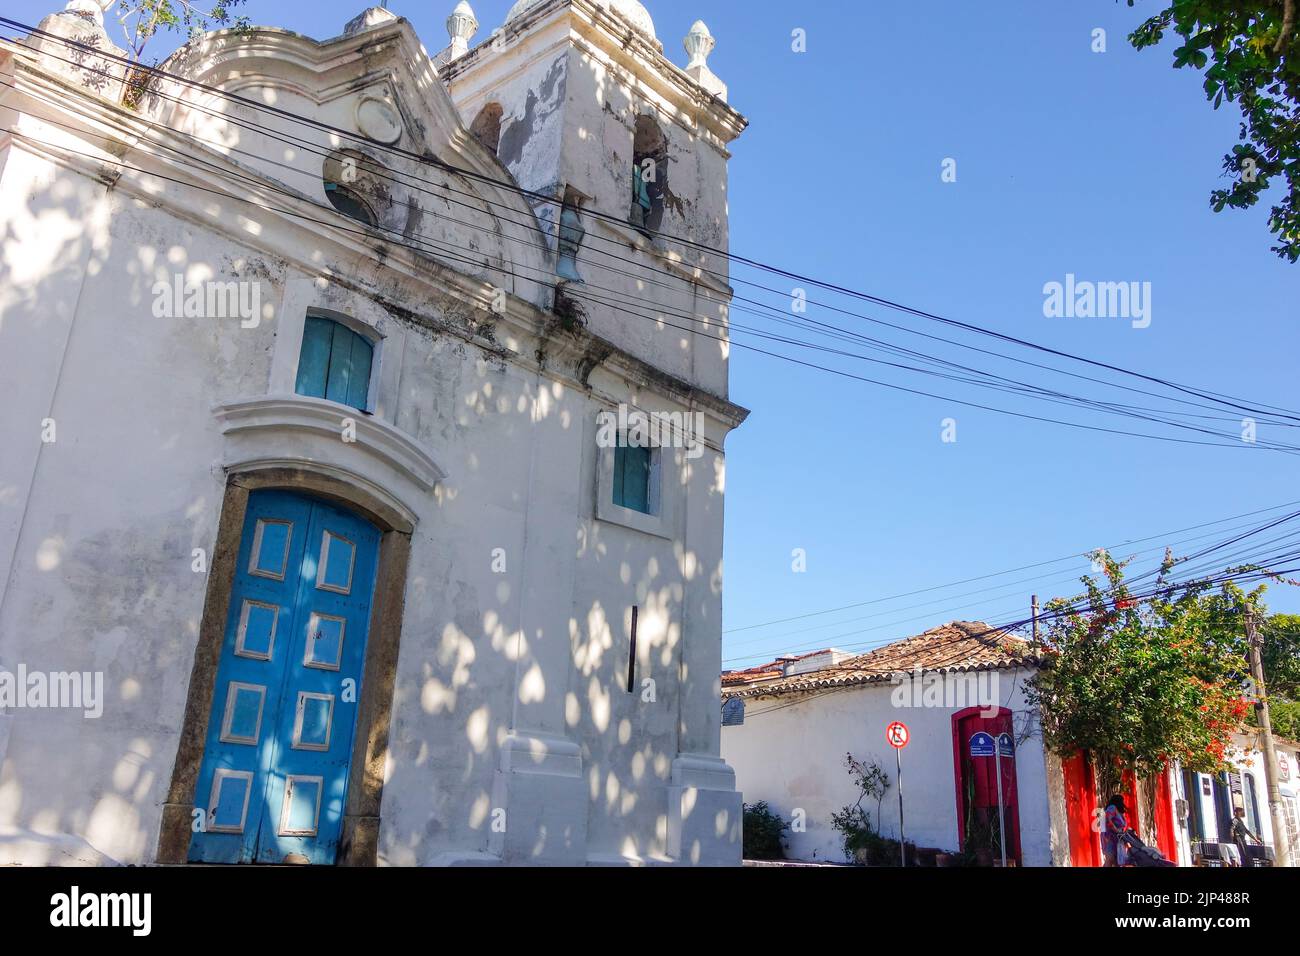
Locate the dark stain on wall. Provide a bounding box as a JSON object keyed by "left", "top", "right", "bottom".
{"left": 496, "top": 57, "right": 566, "bottom": 171}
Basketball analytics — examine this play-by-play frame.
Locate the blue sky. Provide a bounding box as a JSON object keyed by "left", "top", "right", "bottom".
{"left": 706, "top": 0, "right": 1299, "bottom": 665}
{"left": 11, "top": 1, "right": 1297, "bottom": 665}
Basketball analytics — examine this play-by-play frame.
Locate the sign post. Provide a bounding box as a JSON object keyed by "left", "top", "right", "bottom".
{"left": 886, "top": 720, "right": 910, "bottom": 867}
{"left": 995, "top": 733, "right": 1013, "bottom": 868}
{"left": 969, "top": 732, "right": 1012, "bottom": 868}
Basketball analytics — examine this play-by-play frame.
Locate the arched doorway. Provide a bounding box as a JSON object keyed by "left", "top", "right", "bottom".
{"left": 188, "top": 490, "right": 380, "bottom": 864}
{"left": 157, "top": 467, "right": 415, "bottom": 866}
{"left": 952, "top": 706, "right": 1022, "bottom": 864}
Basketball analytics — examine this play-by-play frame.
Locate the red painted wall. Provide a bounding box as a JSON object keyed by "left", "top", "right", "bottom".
{"left": 1062, "top": 755, "right": 1175, "bottom": 865}
{"left": 1062, "top": 750, "right": 1100, "bottom": 867}
{"left": 1153, "top": 766, "right": 1178, "bottom": 861}
{"left": 1120, "top": 768, "right": 1141, "bottom": 838}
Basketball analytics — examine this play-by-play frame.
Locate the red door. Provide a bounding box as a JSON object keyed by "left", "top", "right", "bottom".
{"left": 1153, "top": 766, "right": 1178, "bottom": 861}
{"left": 952, "top": 707, "right": 1022, "bottom": 864}
{"left": 1062, "top": 750, "right": 1100, "bottom": 867}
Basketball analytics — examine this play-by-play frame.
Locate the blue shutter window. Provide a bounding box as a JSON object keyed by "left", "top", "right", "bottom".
{"left": 295, "top": 316, "right": 374, "bottom": 412}
{"left": 612, "top": 441, "right": 652, "bottom": 514}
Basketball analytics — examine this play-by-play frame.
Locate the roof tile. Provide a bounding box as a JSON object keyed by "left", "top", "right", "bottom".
{"left": 722, "top": 621, "right": 1036, "bottom": 700}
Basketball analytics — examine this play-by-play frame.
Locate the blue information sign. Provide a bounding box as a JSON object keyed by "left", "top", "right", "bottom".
{"left": 969, "top": 732, "right": 995, "bottom": 757}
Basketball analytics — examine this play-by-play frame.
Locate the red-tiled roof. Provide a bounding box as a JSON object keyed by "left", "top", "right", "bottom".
{"left": 722, "top": 669, "right": 781, "bottom": 685}
{"left": 722, "top": 621, "right": 1036, "bottom": 700}
{"left": 720, "top": 647, "right": 844, "bottom": 685}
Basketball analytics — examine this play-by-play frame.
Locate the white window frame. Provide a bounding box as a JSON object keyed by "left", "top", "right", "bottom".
{"left": 267, "top": 281, "right": 405, "bottom": 426}
{"left": 595, "top": 416, "right": 674, "bottom": 539}
{"left": 293, "top": 311, "right": 381, "bottom": 414}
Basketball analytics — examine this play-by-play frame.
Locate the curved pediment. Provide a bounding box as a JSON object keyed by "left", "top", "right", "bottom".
{"left": 213, "top": 395, "right": 444, "bottom": 531}
{"left": 147, "top": 17, "right": 550, "bottom": 301}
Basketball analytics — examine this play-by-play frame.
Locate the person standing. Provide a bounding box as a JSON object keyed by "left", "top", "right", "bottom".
{"left": 1230, "top": 806, "right": 1263, "bottom": 865}
{"left": 1101, "top": 794, "right": 1129, "bottom": 867}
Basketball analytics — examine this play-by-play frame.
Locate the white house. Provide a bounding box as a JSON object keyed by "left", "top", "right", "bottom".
{"left": 0, "top": 0, "right": 749, "bottom": 866}
{"left": 1169, "top": 731, "right": 1300, "bottom": 866}
{"left": 722, "top": 622, "right": 1060, "bottom": 865}
{"left": 724, "top": 620, "right": 1300, "bottom": 868}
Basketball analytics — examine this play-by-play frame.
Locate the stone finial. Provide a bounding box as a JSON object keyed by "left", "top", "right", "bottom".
{"left": 343, "top": 6, "right": 398, "bottom": 36}
{"left": 684, "top": 19, "right": 714, "bottom": 70}
{"left": 23, "top": 1, "right": 129, "bottom": 99}
{"left": 683, "top": 20, "right": 726, "bottom": 101}
{"left": 63, "top": 0, "right": 115, "bottom": 28}
{"left": 446, "top": 1, "right": 479, "bottom": 61}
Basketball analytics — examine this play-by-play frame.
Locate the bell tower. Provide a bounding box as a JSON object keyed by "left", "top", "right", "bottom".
{"left": 438, "top": 0, "right": 747, "bottom": 395}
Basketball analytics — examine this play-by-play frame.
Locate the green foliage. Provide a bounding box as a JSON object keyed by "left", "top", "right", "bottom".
{"left": 1125, "top": 1, "right": 1300, "bottom": 261}
{"left": 1271, "top": 698, "right": 1300, "bottom": 739}
{"left": 830, "top": 753, "right": 897, "bottom": 864}
{"left": 113, "top": 0, "right": 254, "bottom": 109}
{"left": 1261, "top": 613, "right": 1300, "bottom": 699}
{"left": 1026, "top": 552, "right": 1254, "bottom": 794}
{"left": 741, "top": 801, "right": 789, "bottom": 860}
{"left": 829, "top": 804, "right": 875, "bottom": 860}
{"left": 112, "top": 0, "right": 253, "bottom": 61}
{"left": 960, "top": 810, "right": 1002, "bottom": 865}
{"left": 854, "top": 828, "right": 916, "bottom": 867}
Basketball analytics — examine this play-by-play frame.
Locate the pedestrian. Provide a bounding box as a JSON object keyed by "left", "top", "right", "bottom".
{"left": 1230, "top": 806, "right": 1262, "bottom": 865}
{"left": 1101, "top": 794, "right": 1129, "bottom": 867}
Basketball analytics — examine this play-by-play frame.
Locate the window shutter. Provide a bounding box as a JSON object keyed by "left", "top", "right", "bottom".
{"left": 343, "top": 332, "right": 373, "bottom": 410}
{"left": 613, "top": 443, "right": 651, "bottom": 514}
{"left": 295, "top": 316, "right": 334, "bottom": 399}
{"left": 323, "top": 322, "right": 356, "bottom": 406}
{"left": 626, "top": 446, "right": 650, "bottom": 513}
{"left": 295, "top": 316, "right": 373, "bottom": 412}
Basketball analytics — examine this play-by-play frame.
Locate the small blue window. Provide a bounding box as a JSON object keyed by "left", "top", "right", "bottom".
{"left": 613, "top": 442, "right": 652, "bottom": 514}
{"left": 295, "top": 316, "right": 373, "bottom": 411}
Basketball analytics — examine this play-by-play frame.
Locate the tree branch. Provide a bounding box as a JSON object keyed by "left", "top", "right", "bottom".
{"left": 1277, "top": 0, "right": 1296, "bottom": 55}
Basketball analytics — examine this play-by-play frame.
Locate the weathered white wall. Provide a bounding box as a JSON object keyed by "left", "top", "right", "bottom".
{"left": 722, "top": 669, "right": 1056, "bottom": 866}
{"left": 443, "top": 0, "right": 743, "bottom": 399}
{"left": 0, "top": 6, "right": 745, "bottom": 867}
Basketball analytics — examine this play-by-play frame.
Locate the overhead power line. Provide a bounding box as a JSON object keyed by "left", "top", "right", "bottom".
{"left": 720, "top": 519, "right": 1300, "bottom": 666}
{"left": 722, "top": 498, "right": 1300, "bottom": 636}
{"left": 5, "top": 16, "right": 1299, "bottom": 430}
{"left": 15, "top": 108, "right": 1297, "bottom": 454}
{"left": 728, "top": 504, "right": 1300, "bottom": 671}
{"left": 736, "top": 558, "right": 1300, "bottom": 721}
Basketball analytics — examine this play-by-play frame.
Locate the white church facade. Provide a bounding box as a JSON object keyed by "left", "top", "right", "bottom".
{"left": 0, "top": 0, "right": 748, "bottom": 866}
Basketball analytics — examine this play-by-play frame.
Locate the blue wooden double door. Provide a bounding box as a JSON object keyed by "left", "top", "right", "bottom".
{"left": 190, "top": 490, "right": 380, "bottom": 864}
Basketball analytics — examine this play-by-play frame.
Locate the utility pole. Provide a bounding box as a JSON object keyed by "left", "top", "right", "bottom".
{"left": 1031, "top": 595, "right": 1040, "bottom": 647}
{"left": 1246, "top": 608, "right": 1292, "bottom": 867}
